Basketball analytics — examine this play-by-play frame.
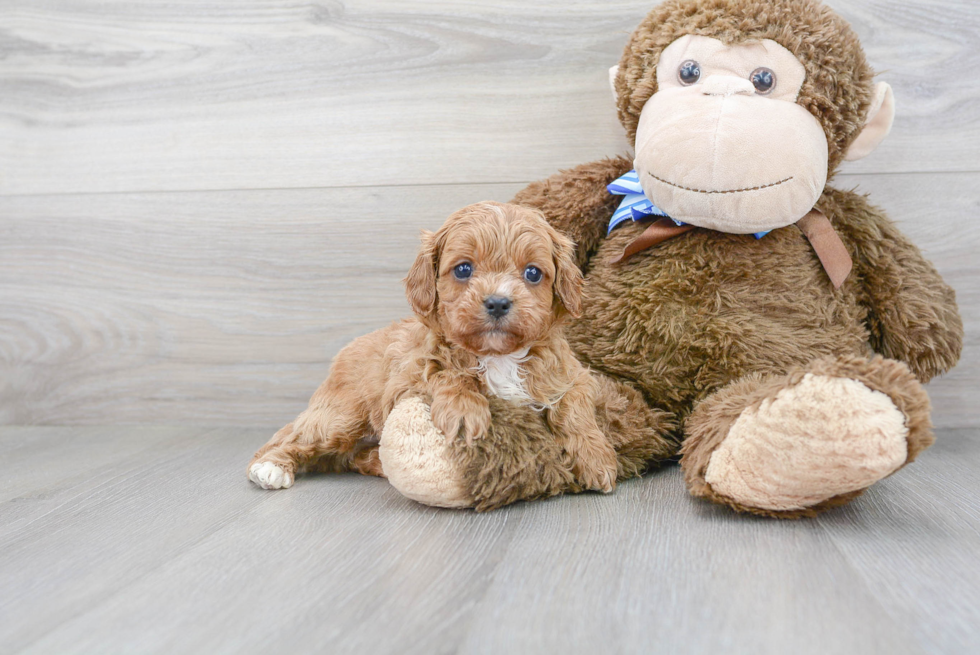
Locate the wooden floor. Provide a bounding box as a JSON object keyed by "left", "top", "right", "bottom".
{"left": 0, "top": 425, "right": 977, "bottom": 654}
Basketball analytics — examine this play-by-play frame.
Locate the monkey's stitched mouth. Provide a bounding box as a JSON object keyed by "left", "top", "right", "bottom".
{"left": 648, "top": 172, "right": 793, "bottom": 195}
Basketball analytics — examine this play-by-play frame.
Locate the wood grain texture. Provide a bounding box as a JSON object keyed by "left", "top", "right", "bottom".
{"left": 0, "top": 425, "right": 213, "bottom": 524}
{"left": 0, "top": 0, "right": 978, "bottom": 196}
{"left": 0, "top": 425, "right": 977, "bottom": 653}
{"left": 1, "top": 173, "right": 975, "bottom": 427}
{"left": 820, "top": 431, "right": 980, "bottom": 655}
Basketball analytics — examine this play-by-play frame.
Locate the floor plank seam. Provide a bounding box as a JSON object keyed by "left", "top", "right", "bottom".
{"left": 2, "top": 169, "right": 977, "bottom": 200}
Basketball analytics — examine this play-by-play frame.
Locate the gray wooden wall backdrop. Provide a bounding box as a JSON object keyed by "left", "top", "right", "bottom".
{"left": 1, "top": 0, "right": 977, "bottom": 427}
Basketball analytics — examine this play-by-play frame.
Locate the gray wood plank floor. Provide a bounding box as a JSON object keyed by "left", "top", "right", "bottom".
{"left": 1, "top": 425, "right": 977, "bottom": 654}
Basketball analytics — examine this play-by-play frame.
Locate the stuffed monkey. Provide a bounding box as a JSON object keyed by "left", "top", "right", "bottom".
{"left": 380, "top": 0, "right": 963, "bottom": 516}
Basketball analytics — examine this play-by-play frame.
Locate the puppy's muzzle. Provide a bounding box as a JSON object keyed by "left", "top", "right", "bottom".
{"left": 484, "top": 295, "right": 511, "bottom": 320}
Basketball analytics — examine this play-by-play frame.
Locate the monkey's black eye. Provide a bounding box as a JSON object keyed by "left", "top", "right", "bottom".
{"left": 453, "top": 262, "right": 473, "bottom": 280}
{"left": 523, "top": 265, "right": 543, "bottom": 284}
{"left": 678, "top": 60, "right": 701, "bottom": 85}
{"left": 750, "top": 67, "right": 776, "bottom": 94}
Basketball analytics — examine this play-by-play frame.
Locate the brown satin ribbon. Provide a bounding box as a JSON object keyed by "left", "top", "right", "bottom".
{"left": 609, "top": 208, "right": 852, "bottom": 289}
{"left": 608, "top": 216, "right": 696, "bottom": 264}
{"left": 795, "top": 209, "right": 852, "bottom": 289}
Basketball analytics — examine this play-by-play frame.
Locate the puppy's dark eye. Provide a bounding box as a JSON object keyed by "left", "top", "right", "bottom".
{"left": 523, "top": 265, "right": 543, "bottom": 284}
{"left": 750, "top": 67, "right": 776, "bottom": 94}
{"left": 453, "top": 262, "right": 473, "bottom": 280}
{"left": 678, "top": 60, "right": 701, "bottom": 85}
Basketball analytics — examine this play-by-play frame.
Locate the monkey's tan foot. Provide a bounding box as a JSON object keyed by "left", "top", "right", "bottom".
{"left": 248, "top": 461, "right": 295, "bottom": 490}
{"left": 379, "top": 397, "right": 472, "bottom": 508}
{"left": 706, "top": 374, "right": 908, "bottom": 511}
{"left": 682, "top": 355, "right": 933, "bottom": 517}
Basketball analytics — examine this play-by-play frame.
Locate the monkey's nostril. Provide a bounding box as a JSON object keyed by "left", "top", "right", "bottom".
{"left": 484, "top": 296, "right": 511, "bottom": 319}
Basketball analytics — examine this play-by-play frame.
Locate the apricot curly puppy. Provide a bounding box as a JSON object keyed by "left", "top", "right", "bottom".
{"left": 248, "top": 201, "right": 619, "bottom": 493}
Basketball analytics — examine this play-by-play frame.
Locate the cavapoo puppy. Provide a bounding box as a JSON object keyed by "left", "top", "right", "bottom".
{"left": 248, "top": 201, "right": 619, "bottom": 493}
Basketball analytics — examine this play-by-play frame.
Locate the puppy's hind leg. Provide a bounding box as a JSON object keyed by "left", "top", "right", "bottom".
{"left": 247, "top": 324, "right": 397, "bottom": 489}
{"left": 307, "top": 441, "right": 386, "bottom": 478}
{"left": 247, "top": 399, "right": 370, "bottom": 490}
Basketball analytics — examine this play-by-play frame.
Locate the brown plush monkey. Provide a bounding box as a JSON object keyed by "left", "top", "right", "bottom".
{"left": 379, "top": 0, "right": 963, "bottom": 517}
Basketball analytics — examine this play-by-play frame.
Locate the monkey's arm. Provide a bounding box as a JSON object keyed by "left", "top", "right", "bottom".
{"left": 512, "top": 156, "right": 633, "bottom": 270}
{"left": 828, "top": 190, "right": 963, "bottom": 382}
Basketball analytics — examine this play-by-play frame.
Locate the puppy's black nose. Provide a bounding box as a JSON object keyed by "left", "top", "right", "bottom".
{"left": 484, "top": 296, "right": 511, "bottom": 319}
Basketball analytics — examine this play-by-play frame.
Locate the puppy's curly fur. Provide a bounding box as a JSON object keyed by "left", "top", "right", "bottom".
{"left": 248, "top": 201, "right": 619, "bottom": 493}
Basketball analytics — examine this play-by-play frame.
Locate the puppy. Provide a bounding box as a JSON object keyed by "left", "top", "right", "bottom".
{"left": 248, "top": 201, "right": 619, "bottom": 493}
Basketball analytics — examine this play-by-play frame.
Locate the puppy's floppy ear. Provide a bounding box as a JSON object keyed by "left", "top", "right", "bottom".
{"left": 405, "top": 229, "right": 439, "bottom": 317}
{"left": 552, "top": 230, "right": 583, "bottom": 317}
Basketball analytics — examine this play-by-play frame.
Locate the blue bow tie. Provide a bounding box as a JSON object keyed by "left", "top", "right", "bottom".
{"left": 607, "top": 170, "right": 770, "bottom": 239}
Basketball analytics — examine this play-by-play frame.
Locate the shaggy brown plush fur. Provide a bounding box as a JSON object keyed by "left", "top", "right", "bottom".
{"left": 469, "top": 0, "right": 963, "bottom": 516}
{"left": 516, "top": 154, "right": 962, "bottom": 417}
{"left": 506, "top": 150, "right": 960, "bottom": 515}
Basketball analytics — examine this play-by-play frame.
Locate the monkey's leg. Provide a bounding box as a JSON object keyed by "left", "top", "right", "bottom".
{"left": 680, "top": 354, "right": 933, "bottom": 518}
{"left": 460, "top": 371, "right": 676, "bottom": 509}
{"left": 378, "top": 371, "right": 677, "bottom": 511}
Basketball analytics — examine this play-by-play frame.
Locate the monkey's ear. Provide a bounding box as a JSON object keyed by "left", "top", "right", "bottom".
{"left": 405, "top": 230, "right": 438, "bottom": 317}
{"left": 608, "top": 64, "right": 620, "bottom": 103}
{"left": 844, "top": 82, "right": 895, "bottom": 161}
{"left": 552, "top": 231, "right": 583, "bottom": 318}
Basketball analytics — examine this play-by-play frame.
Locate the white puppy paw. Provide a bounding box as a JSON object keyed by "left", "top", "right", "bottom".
{"left": 248, "top": 461, "right": 294, "bottom": 490}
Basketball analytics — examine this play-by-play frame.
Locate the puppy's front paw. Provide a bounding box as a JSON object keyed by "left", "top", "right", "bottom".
{"left": 430, "top": 392, "right": 491, "bottom": 445}
{"left": 572, "top": 439, "right": 618, "bottom": 494}
{"left": 248, "top": 461, "right": 294, "bottom": 490}
{"left": 461, "top": 403, "right": 492, "bottom": 446}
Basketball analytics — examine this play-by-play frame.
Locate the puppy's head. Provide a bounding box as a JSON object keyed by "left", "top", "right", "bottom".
{"left": 405, "top": 201, "right": 582, "bottom": 356}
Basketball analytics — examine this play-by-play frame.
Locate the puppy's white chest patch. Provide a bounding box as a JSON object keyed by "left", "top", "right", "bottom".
{"left": 475, "top": 347, "right": 531, "bottom": 403}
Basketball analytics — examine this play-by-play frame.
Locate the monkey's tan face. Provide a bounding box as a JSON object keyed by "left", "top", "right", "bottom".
{"left": 435, "top": 209, "right": 561, "bottom": 357}
{"left": 633, "top": 35, "right": 828, "bottom": 233}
